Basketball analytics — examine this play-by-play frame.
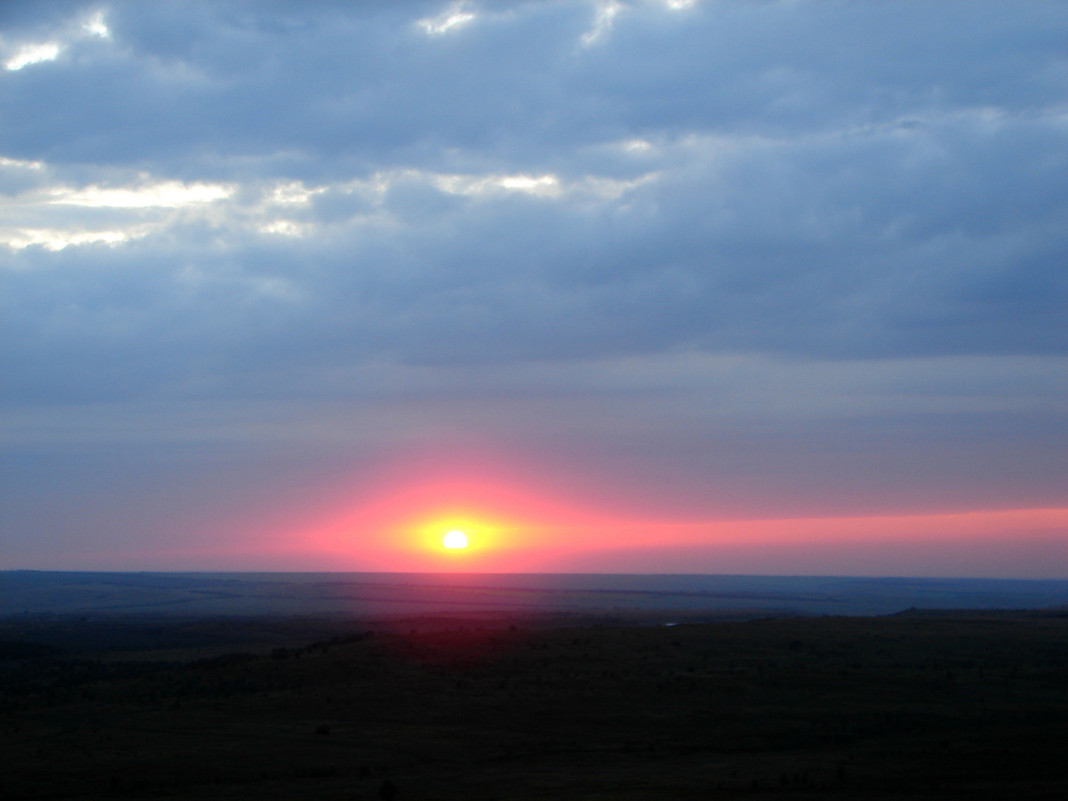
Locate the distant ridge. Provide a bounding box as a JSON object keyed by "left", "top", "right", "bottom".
{"left": 3, "top": 571, "right": 1066, "bottom": 619}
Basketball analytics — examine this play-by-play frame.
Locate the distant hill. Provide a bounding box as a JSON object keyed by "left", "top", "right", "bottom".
{"left": 3, "top": 571, "right": 1067, "bottom": 619}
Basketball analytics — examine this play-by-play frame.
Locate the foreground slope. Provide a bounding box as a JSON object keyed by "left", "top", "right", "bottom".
{"left": 2, "top": 610, "right": 1067, "bottom": 799}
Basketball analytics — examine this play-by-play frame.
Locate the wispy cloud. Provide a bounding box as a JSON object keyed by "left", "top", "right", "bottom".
{"left": 417, "top": 2, "right": 476, "bottom": 36}
{"left": 4, "top": 41, "right": 61, "bottom": 70}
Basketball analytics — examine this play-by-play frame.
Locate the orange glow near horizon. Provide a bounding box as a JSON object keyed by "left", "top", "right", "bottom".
{"left": 272, "top": 462, "right": 1068, "bottom": 576}
{"left": 287, "top": 469, "right": 599, "bottom": 570}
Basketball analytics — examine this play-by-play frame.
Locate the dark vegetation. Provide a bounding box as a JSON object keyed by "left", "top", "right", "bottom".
{"left": 2, "top": 609, "right": 1067, "bottom": 799}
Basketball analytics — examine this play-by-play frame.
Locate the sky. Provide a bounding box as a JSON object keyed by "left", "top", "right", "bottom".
{"left": 2, "top": 0, "right": 1066, "bottom": 577}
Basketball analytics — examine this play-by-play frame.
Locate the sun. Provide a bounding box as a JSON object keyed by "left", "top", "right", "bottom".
{"left": 442, "top": 530, "right": 468, "bottom": 550}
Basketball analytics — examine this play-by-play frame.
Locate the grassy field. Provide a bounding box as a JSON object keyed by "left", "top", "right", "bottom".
{"left": 2, "top": 609, "right": 1067, "bottom": 799}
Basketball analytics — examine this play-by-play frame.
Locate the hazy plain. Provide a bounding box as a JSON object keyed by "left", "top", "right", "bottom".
{"left": 3, "top": 570, "right": 1067, "bottom": 620}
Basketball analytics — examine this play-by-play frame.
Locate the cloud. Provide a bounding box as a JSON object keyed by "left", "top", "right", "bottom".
{"left": 581, "top": 1, "right": 623, "bottom": 47}
{"left": 4, "top": 41, "right": 62, "bottom": 71}
{"left": 417, "top": 1, "right": 477, "bottom": 36}
{"left": 1, "top": 2, "right": 110, "bottom": 71}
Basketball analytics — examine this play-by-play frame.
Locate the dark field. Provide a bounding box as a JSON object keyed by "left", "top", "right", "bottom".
{"left": 3, "top": 609, "right": 1068, "bottom": 799}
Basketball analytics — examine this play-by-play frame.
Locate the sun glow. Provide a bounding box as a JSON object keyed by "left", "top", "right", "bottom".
{"left": 443, "top": 530, "right": 468, "bottom": 549}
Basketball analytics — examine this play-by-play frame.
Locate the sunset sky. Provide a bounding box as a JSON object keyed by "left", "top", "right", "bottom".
{"left": 2, "top": 1, "right": 1066, "bottom": 577}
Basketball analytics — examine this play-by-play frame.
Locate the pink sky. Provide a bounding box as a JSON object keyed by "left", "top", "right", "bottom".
{"left": 42, "top": 458, "right": 1060, "bottom": 578}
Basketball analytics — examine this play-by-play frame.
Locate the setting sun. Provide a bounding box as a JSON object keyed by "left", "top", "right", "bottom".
{"left": 443, "top": 530, "right": 468, "bottom": 550}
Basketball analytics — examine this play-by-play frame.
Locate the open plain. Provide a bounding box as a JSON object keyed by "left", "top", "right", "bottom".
{"left": 3, "top": 604, "right": 1068, "bottom": 799}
